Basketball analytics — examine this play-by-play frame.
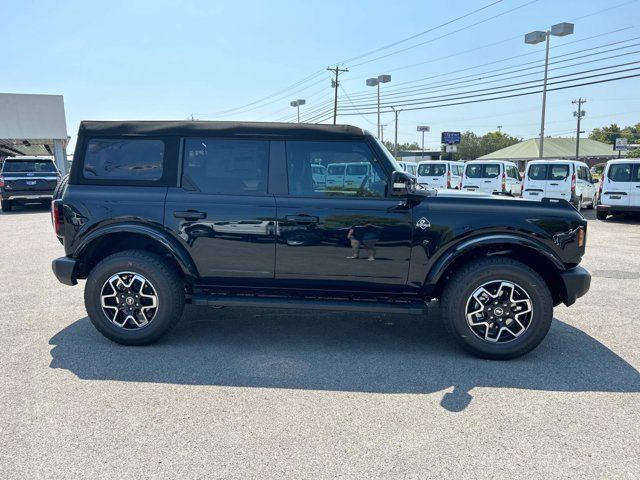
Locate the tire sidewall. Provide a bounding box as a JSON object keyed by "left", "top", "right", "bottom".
{"left": 445, "top": 261, "right": 553, "bottom": 359}
{"left": 85, "top": 253, "right": 183, "bottom": 345}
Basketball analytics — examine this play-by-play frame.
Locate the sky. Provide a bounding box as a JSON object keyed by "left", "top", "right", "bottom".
{"left": 3, "top": 0, "right": 640, "bottom": 150}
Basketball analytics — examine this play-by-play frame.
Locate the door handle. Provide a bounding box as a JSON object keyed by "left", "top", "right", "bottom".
{"left": 285, "top": 215, "right": 319, "bottom": 224}
{"left": 549, "top": 183, "right": 559, "bottom": 186}
{"left": 174, "top": 210, "right": 206, "bottom": 220}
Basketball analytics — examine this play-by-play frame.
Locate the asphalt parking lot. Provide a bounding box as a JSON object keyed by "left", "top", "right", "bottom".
{"left": 1, "top": 204, "right": 638, "bottom": 479}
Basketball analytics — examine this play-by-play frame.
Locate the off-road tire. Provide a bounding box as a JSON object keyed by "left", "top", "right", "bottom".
{"left": 84, "top": 250, "right": 185, "bottom": 345}
{"left": 440, "top": 257, "right": 553, "bottom": 360}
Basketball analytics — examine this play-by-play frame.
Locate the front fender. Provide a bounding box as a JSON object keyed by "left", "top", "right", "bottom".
{"left": 73, "top": 222, "right": 199, "bottom": 280}
{"left": 425, "top": 233, "right": 565, "bottom": 286}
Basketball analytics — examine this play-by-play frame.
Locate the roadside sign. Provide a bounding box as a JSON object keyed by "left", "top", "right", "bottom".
{"left": 614, "top": 138, "right": 628, "bottom": 151}
{"left": 417, "top": 126, "right": 430, "bottom": 132}
{"left": 445, "top": 145, "right": 457, "bottom": 153}
{"left": 441, "top": 131, "right": 461, "bottom": 144}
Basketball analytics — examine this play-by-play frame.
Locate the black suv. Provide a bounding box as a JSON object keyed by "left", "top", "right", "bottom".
{"left": 52, "top": 121, "right": 590, "bottom": 359}
{"left": 1, "top": 156, "right": 60, "bottom": 211}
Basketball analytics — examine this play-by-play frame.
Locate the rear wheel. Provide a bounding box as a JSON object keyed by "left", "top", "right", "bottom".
{"left": 1, "top": 200, "right": 12, "bottom": 212}
{"left": 84, "top": 250, "right": 185, "bottom": 345}
{"left": 53, "top": 174, "right": 69, "bottom": 200}
{"left": 441, "top": 257, "right": 553, "bottom": 360}
{"left": 596, "top": 209, "right": 608, "bottom": 220}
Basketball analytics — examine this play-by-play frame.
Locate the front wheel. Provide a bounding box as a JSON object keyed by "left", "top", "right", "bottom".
{"left": 84, "top": 250, "right": 185, "bottom": 345}
{"left": 441, "top": 257, "right": 553, "bottom": 360}
{"left": 596, "top": 209, "right": 608, "bottom": 220}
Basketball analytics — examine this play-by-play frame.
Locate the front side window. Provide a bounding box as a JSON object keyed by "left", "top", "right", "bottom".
{"left": 418, "top": 163, "right": 446, "bottom": 176}
{"left": 286, "top": 141, "right": 387, "bottom": 198}
{"left": 182, "top": 138, "right": 269, "bottom": 194}
{"left": 608, "top": 163, "right": 632, "bottom": 182}
{"left": 84, "top": 139, "right": 164, "bottom": 181}
{"left": 2, "top": 160, "right": 57, "bottom": 173}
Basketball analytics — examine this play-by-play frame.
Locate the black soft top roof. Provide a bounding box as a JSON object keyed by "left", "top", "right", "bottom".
{"left": 79, "top": 121, "right": 367, "bottom": 138}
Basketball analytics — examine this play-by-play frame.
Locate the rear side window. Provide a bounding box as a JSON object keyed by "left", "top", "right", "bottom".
{"left": 182, "top": 138, "right": 269, "bottom": 195}
{"left": 608, "top": 163, "right": 633, "bottom": 182}
{"left": 418, "top": 163, "right": 446, "bottom": 176}
{"left": 2, "top": 160, "right": 57, "bottom": 173}
{"left": 84, "top": 139, "right": 164, "bottom": 181}
{"left": 635, "top": 165, "right": 640, "bottom": 182}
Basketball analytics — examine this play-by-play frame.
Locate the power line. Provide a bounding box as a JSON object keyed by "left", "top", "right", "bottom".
{"left": 334, "top": 0, "right": 505, "bottom": 65}
{"left": 339, "top": 65, "right": 640, "bottom": 112}
{"left": 349, "top": 0, "right": 540, "bottom": 68}
{"left": 336, "top": 72, "right": 640, "bottom": 114}
{"left": 340, "top": 55, "right": 640, "bottom": 110}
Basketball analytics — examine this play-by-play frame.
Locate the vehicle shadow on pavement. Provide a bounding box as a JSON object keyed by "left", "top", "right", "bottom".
{"left": 49, "top": 305, "right": 640, "bottom": 412}
{"left": 0, "top": 203, "right": 50, "bottom": 215}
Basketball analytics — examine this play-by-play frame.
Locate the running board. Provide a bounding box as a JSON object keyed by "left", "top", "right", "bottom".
{"left": 191, "top": 294, "right": 427, "bottom": 315}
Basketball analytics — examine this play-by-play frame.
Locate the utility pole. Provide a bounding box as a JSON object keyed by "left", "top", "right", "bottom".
{"left": 572, "top": 98, "right": 586, "bottom": 161}
{"left": 380, "top": 124, "right": 385, "bottom": 142}
{"left": 391, "top": 106, "right": 402, "bottom": 158}
{"left": 327, "top": 66, "right": 349, "bottom": 125}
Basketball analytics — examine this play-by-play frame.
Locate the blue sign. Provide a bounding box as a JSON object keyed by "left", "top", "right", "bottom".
{"left": 441, "top": 131, "right": 461, "bottom": 144}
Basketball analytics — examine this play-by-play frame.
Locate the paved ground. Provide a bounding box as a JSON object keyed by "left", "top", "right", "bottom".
{"left": 1, "top": 204, "right": 638, "bottom": 479}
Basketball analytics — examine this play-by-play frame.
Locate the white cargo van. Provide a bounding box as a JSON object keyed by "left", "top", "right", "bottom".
{"left": 397, "top": 161, "right": 417, "bottom": 176}
{"left": 596, "top": 159, "right": 640, "bottom": 220}
{"left": 522, "top": 160, "right": 596, "bottom": 210}
{"left": 326, "top": 163, "right": 346, "bottom": 188}
{"left": 462, "top": 160, "right": 522, "bottom": 196}
{"left": 417, "top": 161, "right": 464, "bottom": 189}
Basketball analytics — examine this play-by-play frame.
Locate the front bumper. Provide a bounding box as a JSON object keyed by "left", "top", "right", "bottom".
{"left": 559, "top": 265, "right": 591, "bottom": 306}
{"left": 52, "top": 256, "right": 78, "bottom": 286}
{"left": 597, "top": 204, "right": 640, "bottom": 213}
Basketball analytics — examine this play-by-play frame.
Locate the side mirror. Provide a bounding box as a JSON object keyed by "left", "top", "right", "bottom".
{"left": 392, "top": 170, "right": 415, "bottom": 196}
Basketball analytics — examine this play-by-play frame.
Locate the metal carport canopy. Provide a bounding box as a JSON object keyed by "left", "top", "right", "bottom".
{"left": 0, "top": 93, "right": 69, "bottom": 174}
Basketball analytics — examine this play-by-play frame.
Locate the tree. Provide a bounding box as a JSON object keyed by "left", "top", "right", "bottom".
{"left": 383, "top": 140, "right": 420, "bottom": 153}
{"left": 589, "top": 122, "right": 640, "bottom": 145}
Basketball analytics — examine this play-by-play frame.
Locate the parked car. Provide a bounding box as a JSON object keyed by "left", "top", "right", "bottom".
{"left": 462, "top": 160, "right": 522, "bottom": 196}
{"left": 0, "top": 156, "right": 60, "bottom": 211}
{"left": 417, "top": 161, "right": 464, "bottom": 189}
{"left": 596, "top": 159, "right": 640, "bottom": 220}
{"left": 522, "top": 160, "right": 597, "bottom": 210}
{"left": 397, "top": 161, "right": 417, "bottom": 176}
{"left": 51, "top": 121, "right": 590, "bottom": 359}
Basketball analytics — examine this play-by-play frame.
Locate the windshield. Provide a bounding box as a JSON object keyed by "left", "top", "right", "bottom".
{"left": 2, "top": 160, "right": 57, "bottom": 173}
{"left": 418, "top": 163, "right": 446, "bottom": 176}
{"left": 371, "top": 136, "right": 404, "bottom": 172}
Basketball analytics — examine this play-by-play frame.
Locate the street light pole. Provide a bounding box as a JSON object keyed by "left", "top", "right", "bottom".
{"left": 366, "top": 74, "right": 391, "bottom": 139}
{"left": 539, "top": 30, "right": 551, "bottom": 159}
{"left": 525, "top": 22, "right": 574, "bottom": 159}
{"left": 290, "top": 99, "right": 306, "bottom": 123}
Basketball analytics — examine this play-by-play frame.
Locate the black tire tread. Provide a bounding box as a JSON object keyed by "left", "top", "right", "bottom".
{"left": 440, "top": 256, "right": 553, "bottom": 360}
{"left": 84, "top": 249, "right": 185, "bottom": 345}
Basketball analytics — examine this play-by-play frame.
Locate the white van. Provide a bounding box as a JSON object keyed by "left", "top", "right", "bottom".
{"left": 417, "top": 161, "right": 464, "bottom": 189}
{"left": 397, "top": 161, "right": 417, "bottom": 176}
{"left": 522, "top": 160, "right": 596, "bottom": 210}
{"left": 596, "top": 159, "right": 640, "bottom": 220}
{"left": 311, "top": 164, "right": 327, "bottom": 188}
{"left": 343, "top": 162, "right": 381, "bottom": 189}
{"left": 462, "top": 160, "right": 522, "bottom": 196}
{"left": 326, "top": 163, "right": 346, "bottom": 188}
